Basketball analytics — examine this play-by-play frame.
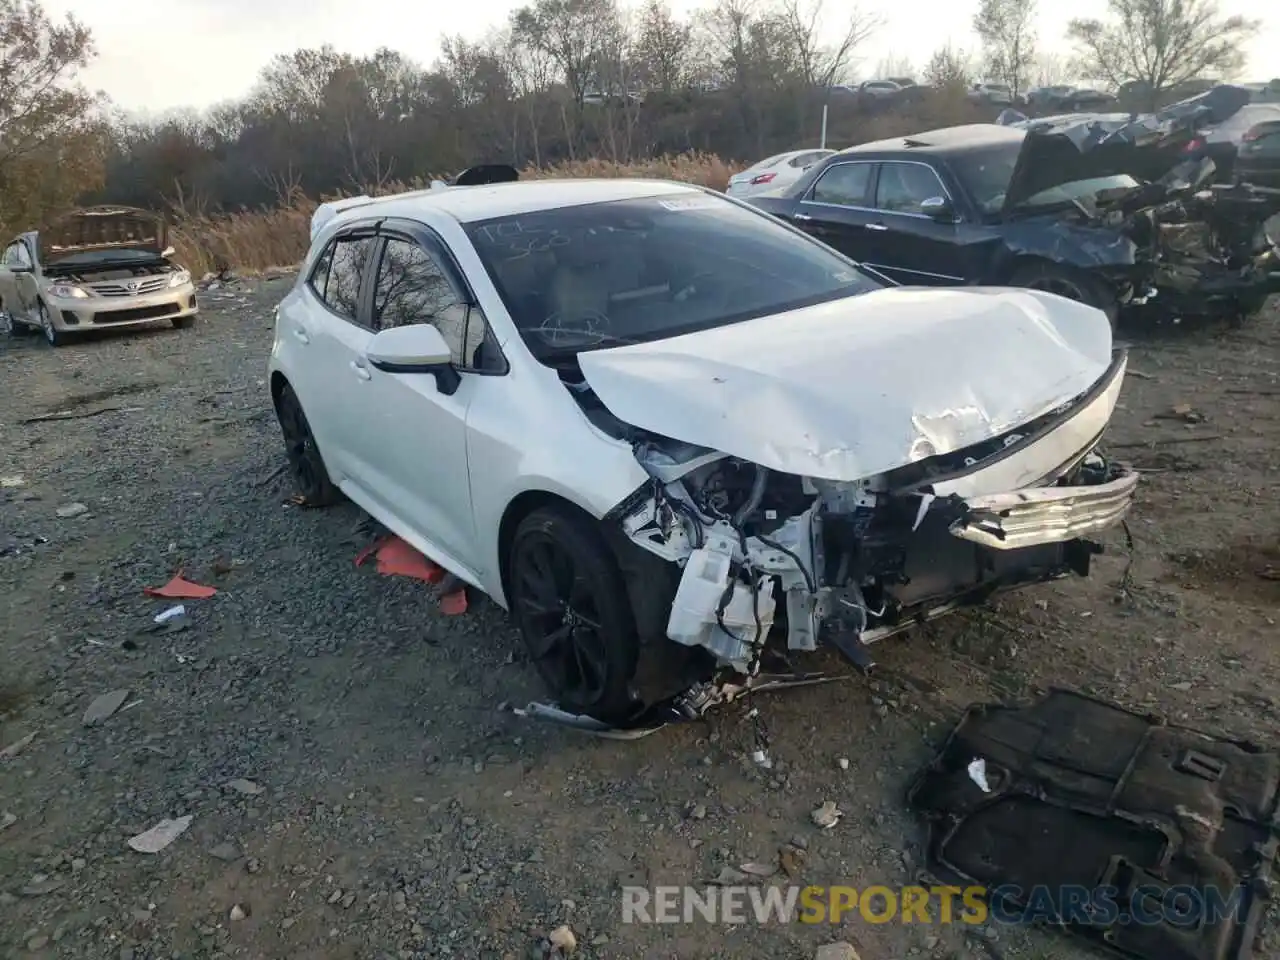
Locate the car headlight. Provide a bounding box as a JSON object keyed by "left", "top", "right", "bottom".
{"left": 47, "top": 283, "right": 89, "bottom": 299}
{"left": 168, "top": 269, "right": 191, "bottom": 288}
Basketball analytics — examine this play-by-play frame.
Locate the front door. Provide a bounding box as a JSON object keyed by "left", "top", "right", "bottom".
{"left": 866, "top": 161, "right": 967, "bottom": 285}
{"left": 343, "top": 229, "right": 487, "bottom": 576}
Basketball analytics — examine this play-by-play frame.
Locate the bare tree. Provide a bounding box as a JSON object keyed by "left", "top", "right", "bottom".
{"left": 1031, "top": 52, "right": 1072, "bottom": 87}
{"left": 922, "top": 44, "right": 973, "bottom": 91}
{"left": 874, "top": 53, "right": 916, "bottom": 82}
{"left": 1068, "top": 0, "right": 1257, "bottom": 109}
{"left": 0, "top": 0, "right": 103, "bottom": 230}
{"left": 779, "top": 0, "right": 881, "bottom": 90}
{"left": 634, "top": 0, "right": 693, "bottom": 93}
{"left": 510, "top": 0, "right": 621, "bottom": 108}
{"left": 973, "top": 0, "right": 1036, "bottom": 97}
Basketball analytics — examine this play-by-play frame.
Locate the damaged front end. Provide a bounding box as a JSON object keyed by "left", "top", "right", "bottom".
{"left": 1087, "top": 155, "right": 1280, "bottom": 320}
{"left": 607, "top": 353, "right": 1137, "bottom": 680}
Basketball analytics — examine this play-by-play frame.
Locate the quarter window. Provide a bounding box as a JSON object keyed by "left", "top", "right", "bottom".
{"left": 310, "top": 235, "right": 374, "bottom": 321}
{"left": 875, "top": 163, "right": 948, "bottom": 215}
{"left": 372, "top": 237, "right": 493, "bottom": 370}
{"left": 810, "top": 163, "right": 873, "bottom": 206}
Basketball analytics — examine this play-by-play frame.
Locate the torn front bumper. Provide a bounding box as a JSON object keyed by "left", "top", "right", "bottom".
{"left": 950, "top": 466, "right": 1140, "bottom": 550}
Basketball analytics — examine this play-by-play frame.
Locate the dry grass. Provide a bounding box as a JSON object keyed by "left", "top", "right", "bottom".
{"left": 169, "top": 152, "right": 735, "bottom": 277}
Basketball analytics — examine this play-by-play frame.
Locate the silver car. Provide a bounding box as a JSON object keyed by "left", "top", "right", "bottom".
{"left": 0, "top": 206, "right": 198, "bottom": 347}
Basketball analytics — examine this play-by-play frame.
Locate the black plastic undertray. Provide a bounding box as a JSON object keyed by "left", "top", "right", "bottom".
{"left": 908, "top": 689, "right": 1279, "bottom": 960}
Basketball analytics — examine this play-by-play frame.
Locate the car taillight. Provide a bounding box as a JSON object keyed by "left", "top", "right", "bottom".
{"left": 750, "top": 172, "right": 777, "bottom": 185}
{"left": 1241, "top": 129, "right": 1261, "bottom": 142}
{"left": 1182, "top": 136, "right": 1206, "bottom": 153}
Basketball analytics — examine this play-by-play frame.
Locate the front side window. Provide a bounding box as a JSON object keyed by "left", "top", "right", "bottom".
{"left": 875, "top": 163, "right": 949, "bottom": 215}
{"left": 372, "top": 237, "right": 495, "bottom": 370}
{"left": 463, "top": 192, "right": 881, "bottom": 359}
{"left": 810, "top": 163, "right": 873, "bottom": 206}
{"left": 312, "top": 235, "right": 374, "bottom": 321}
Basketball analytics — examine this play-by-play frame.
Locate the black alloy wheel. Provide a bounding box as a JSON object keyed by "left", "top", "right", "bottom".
{"left": 508, "top": 506, "right": 639, "bottom": 722}
{"left": 275, "top": 383, "right": 341, "bottom": 506}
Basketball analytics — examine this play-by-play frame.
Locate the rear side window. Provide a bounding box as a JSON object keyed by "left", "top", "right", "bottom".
{"left": 810, "top": 163, "right": 873, "bottom": 206}
{"left": 310, "top": 235, "right": 374, "bottom": 322}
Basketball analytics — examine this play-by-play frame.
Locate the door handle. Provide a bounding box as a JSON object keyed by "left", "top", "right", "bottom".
{"left": 292, "top": 327, "right": 310, "bottom": 344}
{"left": 350, "top": 360, "right": 372, "bottom": 381}
{"left": 865, "top": 222, "right": 889, "bottom": 232}
{"left": 793, "top": 212, "right": 813, "bottom": 221}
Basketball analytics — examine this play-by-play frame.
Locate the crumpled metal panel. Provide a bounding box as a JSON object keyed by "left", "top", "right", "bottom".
{"left": 577, "top": 285, "right": 1114, "bottom": 483}
{"left": 1001, "top": 85, "right": 1253, "bottom": 211}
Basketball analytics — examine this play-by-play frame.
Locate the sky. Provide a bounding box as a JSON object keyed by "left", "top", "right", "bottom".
{"left": 44, "top": 0, "right": 1280, "bottom": 115}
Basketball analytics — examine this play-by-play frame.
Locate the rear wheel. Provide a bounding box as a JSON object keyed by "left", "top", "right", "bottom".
{"left": 508, "top": 506, "right": 640, "bottom": 723}
{"left": 1008, "top": 261, "right": 1119, "bottom": 329}
{"left": 0, "top": 299, "right": 33, "bottom": 336}
{"left": 275, "top": 383, "right": 341, "bottom": 506}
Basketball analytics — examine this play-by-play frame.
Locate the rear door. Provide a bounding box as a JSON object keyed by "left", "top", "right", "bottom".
{"left": 289, "top": 225, "right": 380, "bottom": 480}
{"left": 791, "top": 160, "right": 878, "bottom": 261}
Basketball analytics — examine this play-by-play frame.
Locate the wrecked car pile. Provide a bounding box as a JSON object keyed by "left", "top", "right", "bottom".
{"left": 1000, "top": 86, "right": 1280, "bottom": 321}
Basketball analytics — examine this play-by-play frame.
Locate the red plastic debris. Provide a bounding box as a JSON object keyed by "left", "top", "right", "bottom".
{"left": 439, "top": 589, "right": 469, "bottom": 616}
{"left": 354, "top": 535, "right": 444, "bottom": 584}
{"left": 144, "top": 571, "right": 217, "bottom": 600}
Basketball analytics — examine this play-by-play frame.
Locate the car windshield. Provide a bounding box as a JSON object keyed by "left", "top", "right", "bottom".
{"left": 463, "top": 194, "right": 882, "bottom": 357}
{"left": 950, "top": 142, "right": 1141, "bottom": 214}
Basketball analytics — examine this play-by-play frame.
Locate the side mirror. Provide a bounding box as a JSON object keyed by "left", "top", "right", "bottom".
{"left": 920, "top": 196, "right": 957, "bottom": 222}
{"left": 161, "top": 245, "right": 175, "bottom": 258}
{"left": 365, "top": 324, "right": 461, "bottom": 395}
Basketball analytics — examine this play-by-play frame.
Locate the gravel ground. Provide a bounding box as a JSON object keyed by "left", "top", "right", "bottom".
{"left": 2, "top": 280, "right": 1279, "bottom": 960}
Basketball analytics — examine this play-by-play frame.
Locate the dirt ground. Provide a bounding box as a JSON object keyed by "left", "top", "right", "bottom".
{"left": 2, "top": 281, "right": 1279, "bottom": 960}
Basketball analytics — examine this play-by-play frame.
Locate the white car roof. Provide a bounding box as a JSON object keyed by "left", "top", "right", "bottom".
{"left": 324, "top": 178, "right": 705, "bottom": 230}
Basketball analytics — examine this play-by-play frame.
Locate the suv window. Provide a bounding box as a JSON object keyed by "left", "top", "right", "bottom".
{"left": 810, "top": 163, "right": 873, "bottom": 206}
{"left": 311, "top": 235, "right": 374, "bottom": 321}
{"left": 875, "top": 163, "right": 948, "bottom": 215}
{"left": 5, "top": 242, "right": 31, "bottom": 267}
{"left": 372, "top": 237, "right": 491, "bottom": 370}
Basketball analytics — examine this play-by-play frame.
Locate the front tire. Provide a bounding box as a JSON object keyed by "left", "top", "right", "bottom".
{"left": 1008, "top": 261, "right": 1119, "bottom": 329}
{"left": 172, "top": 315, "right": 196, "bottom": 330}
{"left": 37, "top": 302, "right": 70, "bottom": 347}
{"left": 275, "top": 383, "right": 341, "bottom": 506}
{"left": 508, "top": 506, "right": 640, "bottom": 723}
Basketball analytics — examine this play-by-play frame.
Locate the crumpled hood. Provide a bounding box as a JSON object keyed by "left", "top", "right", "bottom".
{"left": 1001, "top": 85, "right": 1253, "bottom": 212}
{"left": 577, "top": 287, "right": 1115, "bottom": 482}
{"left": 39, "top": 206, "right": 168, "bottom": 262}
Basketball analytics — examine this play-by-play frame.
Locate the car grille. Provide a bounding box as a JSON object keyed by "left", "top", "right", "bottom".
{"left": 88, "top": 276, "right": 170, "bottom": 297}
{"left": 92, "top": 303, "right": 180, "bottom": 324}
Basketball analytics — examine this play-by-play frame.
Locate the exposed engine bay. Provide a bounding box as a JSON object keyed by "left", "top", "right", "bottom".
{"left": 41, "top": 259, "right": 185, "bottom": 282}
{"left": 566, "top": 352, "right": 1140, "bottom": 677}
{"left": 1091, "top": 158, "right": 1280, "bottom": 316}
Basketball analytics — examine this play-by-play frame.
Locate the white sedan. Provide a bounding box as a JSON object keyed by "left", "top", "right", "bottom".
{"left": 269, "top": 176, "right": 1139, "bottom": 725}
{"left": 724, "top": 149, "right": 835, "bottom": 199}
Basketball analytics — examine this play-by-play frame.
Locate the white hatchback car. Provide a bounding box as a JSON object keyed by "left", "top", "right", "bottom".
{"left": 269, "top": 177, "right": 1139, "bottom": 724}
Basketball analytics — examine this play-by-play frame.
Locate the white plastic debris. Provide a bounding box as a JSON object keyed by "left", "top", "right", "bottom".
{"left": 154, "top": 605, "right": 186, "bottom": 624}
{"left": 810, "top": 800, "right": 843, "bottom": 829}
{"left": 967, "top": 757, "right": 992, "bottom": 793}
{"left": 225, "top": 778, "right": 265, "bottom": 796}
{"left": 82, "top": 689, "right": 129, "bottom": 727}
{"left": 0, "top": 475, "right": 24, "bottom": 488}
{"left": 128, "top": 815, "right": 193, "bottom": 853}
{"left": 55, "top": 502, "right": 89, "bottom": 519}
